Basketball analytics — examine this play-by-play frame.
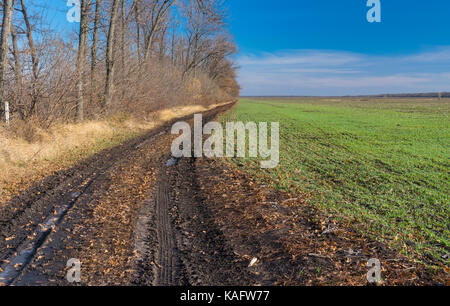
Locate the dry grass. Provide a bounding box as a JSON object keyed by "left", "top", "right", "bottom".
{"left": 0, "top": 102, "right": 230, "bottom": 205}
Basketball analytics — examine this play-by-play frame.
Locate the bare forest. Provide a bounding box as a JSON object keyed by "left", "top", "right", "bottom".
{"left": 0, "top": 0, "right": 239, "bottom": 127}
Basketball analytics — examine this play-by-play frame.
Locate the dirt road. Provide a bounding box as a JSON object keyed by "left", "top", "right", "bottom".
{"left": 0, "top": 104, "right": 446, "bottom": 286}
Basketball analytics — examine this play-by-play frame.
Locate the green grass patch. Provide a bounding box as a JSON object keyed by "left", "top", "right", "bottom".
{"left": 221, "top": 98, "right": 449, "bottom": 264}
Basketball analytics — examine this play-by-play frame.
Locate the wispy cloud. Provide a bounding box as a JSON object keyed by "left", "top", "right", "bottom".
{"left": 239, "top": 50, "right": 363, "bottom": 67}
{"left": 402, "top": 47, "right": 450, "bottom": 63}
{"left": 237, "top": 48, "right": 450, "bottom": 96}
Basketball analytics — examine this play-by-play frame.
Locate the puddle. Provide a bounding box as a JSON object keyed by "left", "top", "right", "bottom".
{"left": 166, "top": 158, "right": 178, "bottom": 167}
{"left": 0, "top": 191, "right": 83, "bottom": 285}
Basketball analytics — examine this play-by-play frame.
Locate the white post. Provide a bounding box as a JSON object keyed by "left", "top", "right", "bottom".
{"left": 5, "top": 101, "right": 9, "bottom": 125}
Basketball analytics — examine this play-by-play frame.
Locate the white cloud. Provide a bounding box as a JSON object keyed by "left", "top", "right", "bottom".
{"left": 402, "top": 46, "right": 450, "bottom": 63}
{"left": 237, "top": 48, "right": 450, "bottom": 96}
{"left": 239, "top": 50, "right": 363, "bottom": 67}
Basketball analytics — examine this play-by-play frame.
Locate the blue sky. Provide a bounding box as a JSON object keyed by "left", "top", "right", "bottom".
{"left": 41, "top": 1, "right": 450, "bottom": 96}
{"left": 227, "top": 0, "right": 450, "bottom": 96}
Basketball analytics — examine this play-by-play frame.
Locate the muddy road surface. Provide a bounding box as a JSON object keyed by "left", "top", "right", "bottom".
{"left": 0, "top": 103, "right": 446, "bottom": 286}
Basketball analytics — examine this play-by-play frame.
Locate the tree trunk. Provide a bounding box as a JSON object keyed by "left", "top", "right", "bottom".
{"left": 0, "top": 0, "right": 15, "bottom": 121}
{"left": 91, "top": 0, "right": 102, "bottom": 102}
{"left": 76, "top": 0, "right": 91, "bottom": 122}
{"left": 134, "top": 0, "right": 141, "bottom": 64}
{"left": 20, "top": 0, "right": 40, "bottom": 116}
{"left": 11, "top": 27, "right": 25, "bottom": 119}
{"left": 121, "top": 0, "right": 126, "bottom": 73}
{"left": 11, "top": 28, "right": 22, "bottom": 91}
{"left": 171, "top": 21, "right": 176, "bottom": 64}
{"left": 103, "top": 0, "right": 120, "bottom": 108}
{"left": 159, "top": 25, "right": 167, "bottom": 60}
{"left": 119, "top": 0, "right": 126, "bottom": 100}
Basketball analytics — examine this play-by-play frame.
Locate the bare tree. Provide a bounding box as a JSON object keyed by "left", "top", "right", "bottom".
{"left": 10, "top": 28, "right": 22, "bottom": 94}
{"left": 103, "top": 0, "right": 121, "bottom": 108}
{"left": 1, "top": 0, "right": 239, "bottom": 125}
{"left": 134, "top": 0, "right": 142, "bottom": 63}
{"left": 10, "top": 26, "right": 26, "bottom": 119}
{"left": 120, "top": 0, "right": 126, "bottom": 73}
{"left": 142, "top": 0, "right": 177, "bottom": 62}
{"left": 76, "top": 0, "right": 92, "bottom": 121}
{"left": 0, "top": 0, "right": 15, "bottom": 121}
{"left": 181, "top": 0, "right": 228, "bottom": 78}
{"left": 90, "top": 0, "right": 102, "bottom": 100}
{"left": 19, "top": 0, "right": 40, "bottom": 116}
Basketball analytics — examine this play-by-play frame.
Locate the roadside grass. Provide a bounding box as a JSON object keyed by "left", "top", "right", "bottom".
{"left": 0, "top": 119, "right": 146, "bottom": 205}
{"left": 221, "top": 98, "right": 449, "bottom": 266}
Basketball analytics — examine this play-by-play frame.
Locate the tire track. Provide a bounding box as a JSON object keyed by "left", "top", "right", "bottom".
{"left": 141, "top": 102, "right": 253, "bottom": 286}
{"left": 131, "top": 102, "right": 238, "bottom": 286}
{"left": 154, "top": 172, "right": 178, "bottom": 285}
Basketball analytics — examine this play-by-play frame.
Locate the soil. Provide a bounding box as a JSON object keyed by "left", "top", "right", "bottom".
{"left": 0, "top": 103, "right": 447, "bottom": 286}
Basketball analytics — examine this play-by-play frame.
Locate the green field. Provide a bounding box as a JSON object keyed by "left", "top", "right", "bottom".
{"left": 221, "top": 98, "right": 449, "bottom": 264}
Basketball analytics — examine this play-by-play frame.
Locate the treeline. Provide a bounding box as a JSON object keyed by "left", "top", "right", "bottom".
{"left": 361, "top": 92, "right": 450, "bottom": 98}
{"left": 0, "top": 0, "right": 239, "bottom": 125}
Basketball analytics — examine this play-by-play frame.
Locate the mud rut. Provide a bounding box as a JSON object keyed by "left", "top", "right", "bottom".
{"left": 0, "top": 104, "right": 240, "bottom": 286}
{"left": 131, "top": 104, "right": 254, "bottom": 286}
{"left": 155, "top": 175, "right": 177, "bottom": 285}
